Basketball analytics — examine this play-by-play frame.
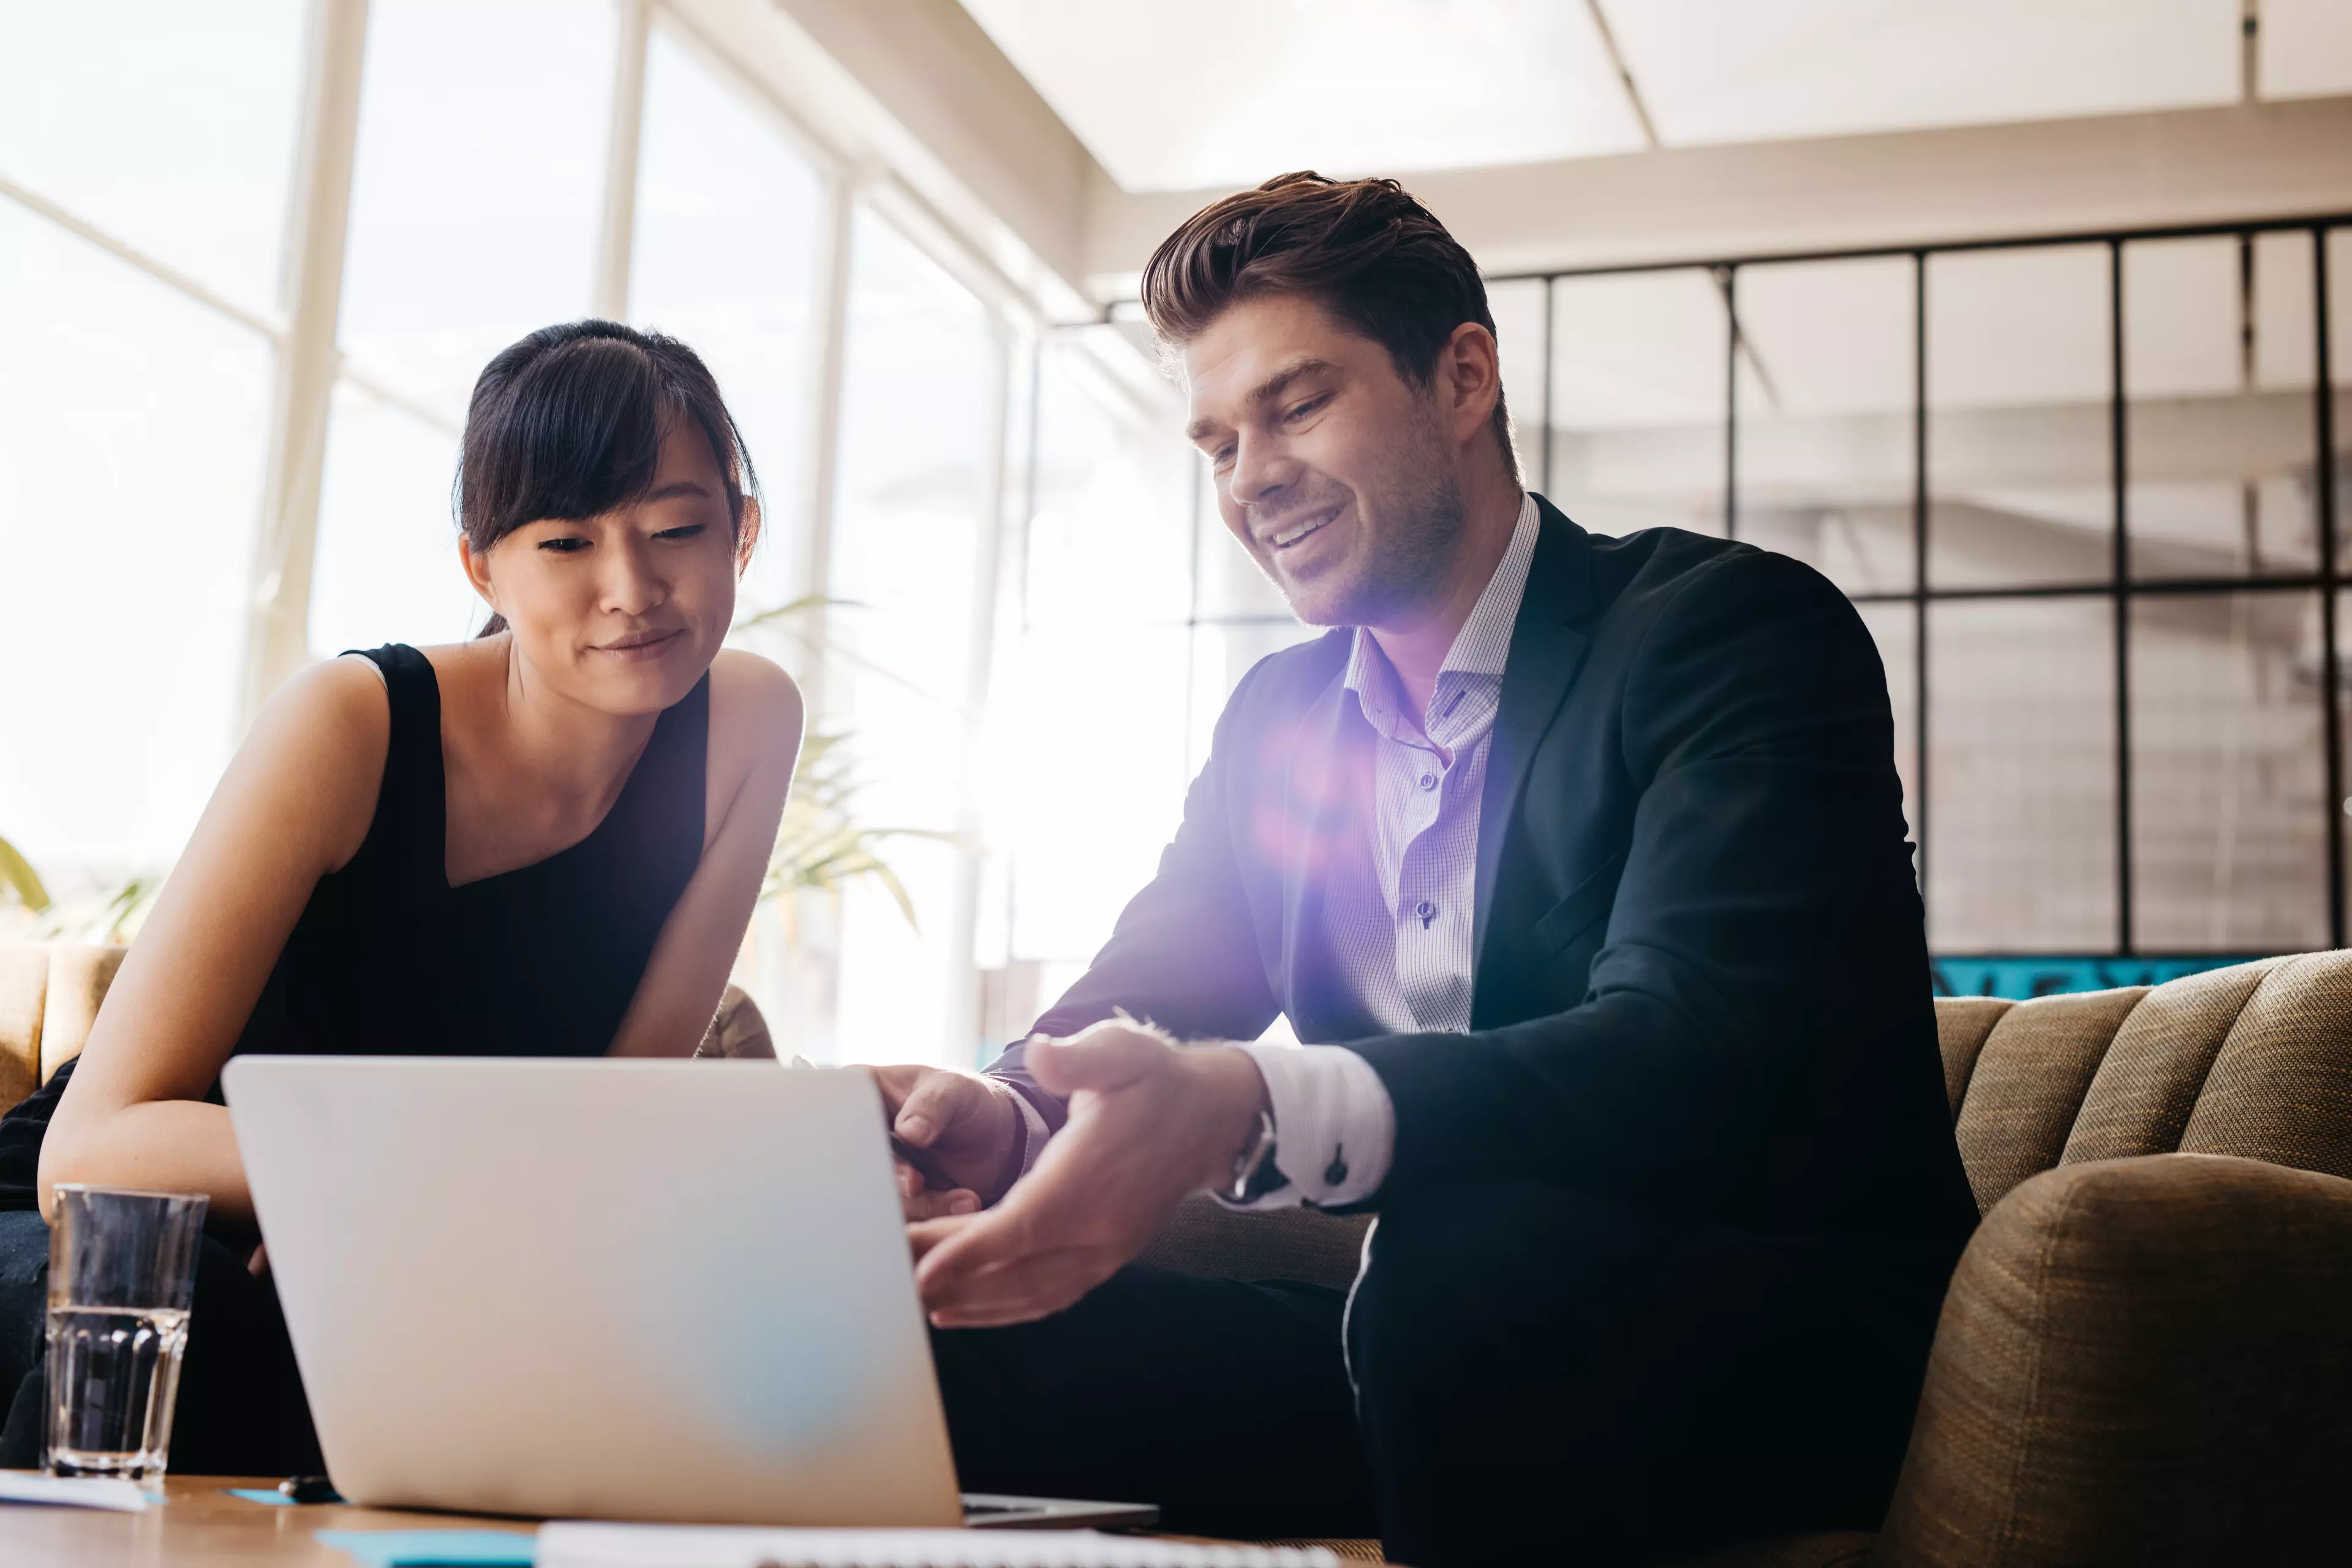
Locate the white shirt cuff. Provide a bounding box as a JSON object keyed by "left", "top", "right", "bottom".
{"left": 1230, "top": 1042, "right": 1394, "bottom": 1210}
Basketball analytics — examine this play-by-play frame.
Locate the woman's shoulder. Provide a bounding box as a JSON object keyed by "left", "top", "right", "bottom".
{"left": 228, "top": 655, "right": 399, "bottom": 874}
{"left": 701, "top": 649, "right": 802, "bottom": 815}
{"left": 707, "top": 647, "right": 802, "bottom": 741}
{"left": 257, "top": 654, "right": 395, "bottom": 755}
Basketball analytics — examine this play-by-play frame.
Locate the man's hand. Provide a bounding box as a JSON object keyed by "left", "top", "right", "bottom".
{"left": 906, "top": 1020, "right": 1270, "bottom": 1329}
{"left": 870, "top": 1064, "right": 1027, "bottom": 1219}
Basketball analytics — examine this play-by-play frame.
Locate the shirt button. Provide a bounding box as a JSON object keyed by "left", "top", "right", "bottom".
{"left": 1414, "top": 899, "right": 1436, "bottom": 927}
{"left": 1417, "top": 772, "right": 1438, "bottom": 791}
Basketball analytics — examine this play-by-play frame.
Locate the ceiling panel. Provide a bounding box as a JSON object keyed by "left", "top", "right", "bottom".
{"left": 2260, "top": 0, "right": 2352, "bottom": 100}
{"left": 956, "top": 0, "right": 1647, "bottom": 192}
{"left": 1606, "top": 0, "right": 2241, "bottom": 149}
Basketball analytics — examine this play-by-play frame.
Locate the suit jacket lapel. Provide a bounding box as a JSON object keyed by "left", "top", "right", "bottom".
{"left": 1472, "top": 497, "right": 1597, "bottom": 965}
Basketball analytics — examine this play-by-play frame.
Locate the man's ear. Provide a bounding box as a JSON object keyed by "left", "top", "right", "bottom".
{"left": 1440, "top": 322, "right": 1503, "bottom": 448}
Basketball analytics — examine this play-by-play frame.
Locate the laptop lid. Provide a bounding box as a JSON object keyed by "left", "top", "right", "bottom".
{"left": 222, "top": 1056, "right": 963, "bottom": 1527}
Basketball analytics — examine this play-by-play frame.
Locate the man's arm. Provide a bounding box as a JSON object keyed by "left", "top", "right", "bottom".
{"left": 986, "top": 657, "right": 1289, "bottom": 1134}
{"left": 1349, "top": 548, "right": 1911, "bottom": 1209}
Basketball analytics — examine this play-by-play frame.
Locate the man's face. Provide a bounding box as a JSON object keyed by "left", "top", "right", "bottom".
{"left": 1182, "top": 293, "right": 1464, "bottom": 628}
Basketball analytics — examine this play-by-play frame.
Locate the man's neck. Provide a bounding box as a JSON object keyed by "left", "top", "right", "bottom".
{"left": 1366, "top": 483, "right": 1525, "bottom": 723}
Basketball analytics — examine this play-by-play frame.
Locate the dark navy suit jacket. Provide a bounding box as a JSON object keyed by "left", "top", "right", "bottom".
{"left": 992, "top": 497, "right": 1977, "bottom": 1252}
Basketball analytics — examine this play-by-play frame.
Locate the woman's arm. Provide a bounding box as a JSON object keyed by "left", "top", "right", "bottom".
{"left": 36, "top": 658, "right": 388, "bottom": 1225}
{"left": 607, "top": 649, "right": 803, "bottom": 1058}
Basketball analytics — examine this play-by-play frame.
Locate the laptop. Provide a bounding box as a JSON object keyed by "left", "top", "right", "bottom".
{"left": 222, "top": 1055, "right": 1155, "bottom": 1531}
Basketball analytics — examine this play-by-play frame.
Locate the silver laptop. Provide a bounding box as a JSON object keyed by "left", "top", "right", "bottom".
{"left": 222, "top": 1055, "right": 1154, "bottom": 1531}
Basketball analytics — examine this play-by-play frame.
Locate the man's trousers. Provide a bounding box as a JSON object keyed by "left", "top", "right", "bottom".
{"left": 932, "top": 1178, "right": 1956, "bottom": 1567}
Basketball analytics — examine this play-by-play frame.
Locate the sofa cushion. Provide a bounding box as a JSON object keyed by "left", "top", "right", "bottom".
{"left": 2059, "top": 959, "right": 2277, "bottom": 1164}
{"left": 1951, "top": 988, "right": 2144, "bottom": 1213}
{"left": 2175, "top": 951, "right": 2352, "bottom": 1181}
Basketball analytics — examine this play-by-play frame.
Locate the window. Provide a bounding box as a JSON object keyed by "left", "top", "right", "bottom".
{"left": 1494, "top": 217, "right": 2352, "bottom": 981}
{"left": 983, "top": 336, "right": 1194, "bottom": 1000}
{"left": 0, "top": 2, "right": 301, "bottom": 881}
{"left": 0, "top": 207, "right": 276, "bottom": 872}
{"left": 308, "top": 0, "right": 617, "bottom": 657}
{"left": 823, "top": 211, "right": 1004, "bottom": 1066}
{"left": 1547, "top": 268, "right": 1728, "bottom": 539}
{"left": 628, "top": 23, "right": 826, "bottom": 614}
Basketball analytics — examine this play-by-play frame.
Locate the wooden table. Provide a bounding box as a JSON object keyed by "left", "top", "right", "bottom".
{"left": 0, "top": 1473, "right": 1389, "bottom": 1565}
{"left": 0, "top": 1473, "right": 534, "bottom": 1566}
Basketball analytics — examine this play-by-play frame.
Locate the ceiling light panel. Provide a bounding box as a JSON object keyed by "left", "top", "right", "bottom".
{"left": 958, "top": 0, "right": 1647, "bottom": 192}
{"left": 2259, "top": 0, "right": 2352, "bottom": 100}
{"left": 1602, "top": 0, "right": 2242, "bottom": 150}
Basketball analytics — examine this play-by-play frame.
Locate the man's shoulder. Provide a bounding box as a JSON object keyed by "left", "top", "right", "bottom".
{"left": 1218, "top": 625, "right": 1354, "bottom": 724}
{"left": 1575, "top": 520, "right": 1853, "bottom": 640}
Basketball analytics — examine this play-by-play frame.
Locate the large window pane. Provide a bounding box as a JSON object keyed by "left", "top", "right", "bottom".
{"left": 1855, "top": 601, "right": 1921, "bottom": 849}
{"left": 0, "top": 0, "right": 306, "bottom": 318}
{"left": 335, "top": 0, "right": 614, "bottom": 421}
{"left": 1926, "top": 597, "right": 2117, "bottom": 950}
{"left": 1486, "top": 277, "right": 1548, "bottom": 487}
{"left": 0, "top": 206, "right": 273, "bottom": 872}
{"left": 988, "top": 337, "right": 1193, "bottom": 971}
{"left": 629, "top": 24, "right": 826, "bottom": 613}
{"left": 2125, "top": 235, "right": 2317, "bottom": 581}
{"left": 826, "top": 212, "right": 1001, "bottom": 1067}
{"left": 1735, "top": 257, "right": 1917, "bottom": 594}
{"left": 1926, "top": 246, "right": 2113, "bottom": 589}
{"left": 2131, "top": 590, "right": 2327, "bottom": 949}
{"left": 309, "top": 0, "right": 616, "bottom": 654}
{"left": 1547, "top": 270, "right": 1727, "bottom": 538}
{"left": 307, "top": 390, "right": 473, "bottom": 655}
{"left": 2334, "top": 229, "right": 2350, "bottom": 567}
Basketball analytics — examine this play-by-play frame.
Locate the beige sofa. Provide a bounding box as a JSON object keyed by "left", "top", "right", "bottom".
{"left": 8, "top": 942, "right": 2352, "bottom": 1564}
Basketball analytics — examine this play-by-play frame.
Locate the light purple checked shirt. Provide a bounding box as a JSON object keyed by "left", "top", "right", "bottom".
{"left": 1232, "top": 493, "right": 1542, "bottom": 1209}
{"left": 1005, "top": 496, "right": 1541, "bottom": 1209}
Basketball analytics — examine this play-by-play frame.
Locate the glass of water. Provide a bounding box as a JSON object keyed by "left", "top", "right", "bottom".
{"left": 45, "top": 1184, "right": 208, "bottom": 1485}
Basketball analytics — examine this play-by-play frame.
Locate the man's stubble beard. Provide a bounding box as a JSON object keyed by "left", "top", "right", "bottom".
{"left": 1281, "top": 400, "right": 1465, "bottom": 630}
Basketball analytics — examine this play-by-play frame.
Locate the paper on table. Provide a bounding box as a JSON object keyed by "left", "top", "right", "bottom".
{"left": 537, "top": 1523, "right": 1338, "bottom": 1568}
{"left": 0, "top": 1472, "right": 154, "bottom": 1512}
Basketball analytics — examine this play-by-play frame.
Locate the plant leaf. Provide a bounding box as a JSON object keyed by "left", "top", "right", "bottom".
{"left": 0, "top": 834, "right": 50, "bottom": 914}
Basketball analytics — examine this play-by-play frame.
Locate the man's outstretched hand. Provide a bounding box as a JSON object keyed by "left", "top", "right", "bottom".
{"left": 907, "top": 1020, "right": 1269, "bottom": 1329}
{"left": 870, "top": 1065, "right": 1028, "bottom": 1219}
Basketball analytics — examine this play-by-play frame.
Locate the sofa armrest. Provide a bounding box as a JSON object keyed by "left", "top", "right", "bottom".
{"left": 1877, "top": 1153, "right": 2352, "bottom": 1567}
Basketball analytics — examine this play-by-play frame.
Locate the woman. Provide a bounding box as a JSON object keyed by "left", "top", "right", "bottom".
{"left": 0, "top": 321, "right": 802, "bottom": 1471}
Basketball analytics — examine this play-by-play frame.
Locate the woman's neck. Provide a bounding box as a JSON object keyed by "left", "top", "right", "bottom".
{"left": 488, "top": 639, "right": 662, "bottom": 814}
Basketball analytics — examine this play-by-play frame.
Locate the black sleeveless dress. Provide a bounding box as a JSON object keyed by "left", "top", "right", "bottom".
{"left": 0, "top": 643, "right": 710, "bottom": 1467}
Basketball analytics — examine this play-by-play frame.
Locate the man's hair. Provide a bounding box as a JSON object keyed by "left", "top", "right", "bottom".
{"left": 1141, "top": 171, "right": 1514, "bottom": 471}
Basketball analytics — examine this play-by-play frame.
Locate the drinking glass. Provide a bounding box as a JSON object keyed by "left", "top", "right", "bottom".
{"left": 44, "top": 1184, "right": 208, "bottom": 1484}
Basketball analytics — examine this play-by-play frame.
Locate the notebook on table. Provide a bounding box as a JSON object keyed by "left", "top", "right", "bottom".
{"left": 536, "top": 1524, "right": 1344, "bottom": 1568}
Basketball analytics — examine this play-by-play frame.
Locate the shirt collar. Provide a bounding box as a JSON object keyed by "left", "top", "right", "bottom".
{"left": 1343, "top": 492, "right": 1541, "bottom": 722}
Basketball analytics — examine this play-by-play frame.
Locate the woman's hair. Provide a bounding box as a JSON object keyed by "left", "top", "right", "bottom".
{"left": 1140, "top": 171, "right": 1511, "bottom": 462}
{"left": 456, "top": 320, "right": 760, "bottom": 636}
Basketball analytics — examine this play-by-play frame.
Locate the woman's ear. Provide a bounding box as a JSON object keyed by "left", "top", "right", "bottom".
{"left": 459, "top": 536, "right": 500, "bottom": 616}
{"left": 734, "top": 495, "right": 763, "bottom": 575}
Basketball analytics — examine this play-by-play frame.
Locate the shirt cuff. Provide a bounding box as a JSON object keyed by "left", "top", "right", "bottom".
{"left": 1230, "top": 1042, "right": 1394, "bottom": 1210}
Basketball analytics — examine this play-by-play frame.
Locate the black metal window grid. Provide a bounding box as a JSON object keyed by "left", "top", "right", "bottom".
{"left": 1481, "top": 214, "right": 2350, "bottom": 958}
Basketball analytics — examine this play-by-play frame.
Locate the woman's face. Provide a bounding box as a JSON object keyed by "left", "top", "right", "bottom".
{"left": 466, "top": 421, "right": 739, "bottom": 716}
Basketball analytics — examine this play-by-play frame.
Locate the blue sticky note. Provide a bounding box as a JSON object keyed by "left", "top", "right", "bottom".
{"left": 314, "top": 1528, "right": 538, "bottom": 1567}
{"left": 225, "top": 1487, "right": 295, "bottom": 1505}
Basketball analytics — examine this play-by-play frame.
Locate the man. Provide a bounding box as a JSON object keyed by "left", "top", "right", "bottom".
{"left": 872, "top": 172, "right": 1977, "bottom": 1566}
